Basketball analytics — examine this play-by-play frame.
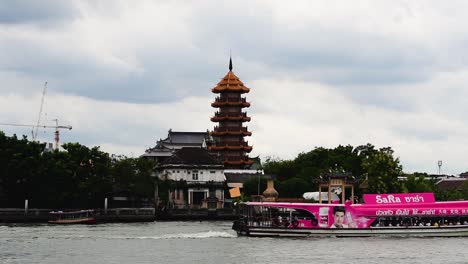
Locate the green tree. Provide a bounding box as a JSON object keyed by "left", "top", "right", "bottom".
{"left": 363, "top": 147, "right": 403, "bottom": 194}
{"left": 62, "top": 143, "right": 113, "bottom": 208}
{"left": 0, "top": 132, "right": 44, "bottom": 207}
{"left": 242, "top": 176, "right": 268, "bottom": 197}
{"left": 276, "top": 177, "right": 311, "bottom": 198}
{"left": 404, "top": 173, "right": 435, "bottom": 193}
{"left": 263, "top": 157, "right": 297, "bottom": 181}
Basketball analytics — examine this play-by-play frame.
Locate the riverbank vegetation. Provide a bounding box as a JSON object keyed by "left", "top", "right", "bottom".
{"left": 0, "top": 132, "right": 156, "bottom": 208}
{"left": 1, "top": 131, "right": 467, "bottom": 208}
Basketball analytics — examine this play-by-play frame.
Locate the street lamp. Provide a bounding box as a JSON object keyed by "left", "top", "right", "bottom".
{"left": 438, "top": 160, "right": 442, "bottom": 175}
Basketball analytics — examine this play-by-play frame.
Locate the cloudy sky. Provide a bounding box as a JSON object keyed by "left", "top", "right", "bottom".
{"left": 1, "top": 0, "right": 467, "bottom": 174}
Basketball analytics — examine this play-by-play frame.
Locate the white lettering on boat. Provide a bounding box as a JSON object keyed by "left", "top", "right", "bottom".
{"left": 404, "top": 195, "right": 425, "bottom": 203}
{"left": 376, "top": 210, "right": 393, "bottom": 216}
{"left": 376, "top": 195, "right": 401, "bottom": 204}
{"left": 395, "top": 209, "right": 410, "bottom": 216}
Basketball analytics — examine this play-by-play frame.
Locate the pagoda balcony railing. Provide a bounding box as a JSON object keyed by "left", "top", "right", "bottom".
{"left": 224, "top": 156, "right": 251, "bottom": 162}
{"left": 214, "top": 97, "right": 247, "bottom": 103}
{"left": 213, "top": 126, "right": 249, "bottom": 132}
{"left": 211, "top": 112, "right": 251, "bottom": 122}
{"left": 221, "top": 141, "right": 249, "bottom": 146}
{"left": 209, "top": 144, "right": 253, "bottom": 153}
{"left": 214, "top": 141, "right": 250, "bottom": 147}
{"left": 211, "top": 97, "right": 250, "bottom": 108}
{"left": 212, "top": 112, "right": 249, "bottom": 118}
{"left": 211, "top": 131, "right": 252, "bottom": 136}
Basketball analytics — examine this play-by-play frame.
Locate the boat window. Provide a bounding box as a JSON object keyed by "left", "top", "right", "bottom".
{"left": 372, "top": 216, "right": 468, "bottom": 227}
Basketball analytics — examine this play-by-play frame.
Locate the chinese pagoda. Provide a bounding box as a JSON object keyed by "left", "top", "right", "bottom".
{"left": 209, "top": 58, "right": 253, "bottom": 169}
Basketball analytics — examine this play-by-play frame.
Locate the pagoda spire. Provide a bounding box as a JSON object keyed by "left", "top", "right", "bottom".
{"left": 229, "top": 56, "right": 233, "bottom": 72}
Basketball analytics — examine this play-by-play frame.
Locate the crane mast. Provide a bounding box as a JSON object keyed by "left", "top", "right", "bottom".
{"left": 33, "top": 82, "right": 47, "bottom": 141}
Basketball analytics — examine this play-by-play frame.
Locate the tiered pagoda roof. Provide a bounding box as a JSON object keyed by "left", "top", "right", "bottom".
{"left": 209, "top": 58, "right": 253, "bottom": 169}
{"left": 211, "top": 97, "right": 250, "bottom": 107}
{"left": 211, "top": 71, "right": 250, "bottom": 93}
{"left": 210, "top": 126, "right": 252, "bottom": 137}
{"left": 210, "top": 112, "right": 251, "bottom": 122}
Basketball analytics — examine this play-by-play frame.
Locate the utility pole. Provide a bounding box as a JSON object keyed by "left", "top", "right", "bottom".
{"left": 438, "top": 160, "right": 443, "bottom": 176}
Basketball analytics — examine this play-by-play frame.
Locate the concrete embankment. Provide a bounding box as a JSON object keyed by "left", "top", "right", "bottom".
{"left": 0, "top": 208, "right": 156, "bottom": 223}
{"left": 0, "top": 208, "right": 238, "bottom": 222}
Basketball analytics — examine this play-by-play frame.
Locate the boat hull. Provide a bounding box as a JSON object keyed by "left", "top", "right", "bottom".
{"left": 237, "top": 225, "right": 468, "bottom": 238}
{"left": 48, "top": 217, "right": 97, "bottom": 225}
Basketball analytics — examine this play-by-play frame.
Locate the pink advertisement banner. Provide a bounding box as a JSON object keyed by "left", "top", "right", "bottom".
{"left": 363, "top": 193, "right": 435, "bottom": 204}
{"left": 248, "top": 199, "right": 468, "bottom": 229}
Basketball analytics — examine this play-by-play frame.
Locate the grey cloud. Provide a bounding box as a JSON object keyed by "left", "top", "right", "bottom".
{"left": 0, "top": 30, "right": 229, "bottom": 103}
{"left": 0, "top": 0, "right": 79, "bottom": 24}
{"left": 0, "top": 0, "right": 467, "bottom": 110}
{"left": 393, "top": 125, "right": 449, "bottom": 142}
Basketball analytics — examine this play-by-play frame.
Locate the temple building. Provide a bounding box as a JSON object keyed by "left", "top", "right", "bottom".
{"left": 155, "top": 147, "right": 225, "bottom": 209}
{"left": 209, "top": 58, "right": 253, "bottom": 169}
{"left": 141, "top": 129, "right": 211, "bottom": 164}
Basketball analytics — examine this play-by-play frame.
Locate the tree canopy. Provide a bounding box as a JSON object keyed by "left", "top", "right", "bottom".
{"left": 0, "top": 131, "right": 156, "bottom": 208}
{"left": 260, "top": 143, "right": 454, "bottom": 201}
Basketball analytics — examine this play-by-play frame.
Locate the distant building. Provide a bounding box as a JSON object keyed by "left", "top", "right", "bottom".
{"left": 141, "top": 129, "right": 211, "bottom": 163}
{"left": 42, "top": 142, "right": 54, "bottom": 152}
{"left": 436, "top": 178, "right": 468, "bottom": 192}
{"left": 155, "top": 147, "right": 225, "bottom": 209}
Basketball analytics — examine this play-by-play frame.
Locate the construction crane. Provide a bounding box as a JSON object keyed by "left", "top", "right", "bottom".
{"left": 0, "top": 120, "right": 72, "bottom": 150}
{"left": 33, "top": 82, "right": 47, "bottom": 141}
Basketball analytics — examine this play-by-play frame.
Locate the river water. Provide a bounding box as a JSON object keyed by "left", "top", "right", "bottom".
{"left": 1, "top": 221, "right": 467, "bottom": 264}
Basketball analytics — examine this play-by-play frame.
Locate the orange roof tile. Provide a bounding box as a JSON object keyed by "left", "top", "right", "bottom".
{"left": 212, "top": 71, "right": 250, "bottom": 93}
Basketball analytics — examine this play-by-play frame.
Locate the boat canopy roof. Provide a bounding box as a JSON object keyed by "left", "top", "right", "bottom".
{"left": 303, "top": 192, "right": 339, "bottom": 201}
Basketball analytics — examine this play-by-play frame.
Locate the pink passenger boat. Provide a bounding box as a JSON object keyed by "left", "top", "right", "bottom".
{"left": 49, "top": 210, "right": 97, "bottom": 225}
{"left": 232, "top": 193, "right": 468, "bottom": 237}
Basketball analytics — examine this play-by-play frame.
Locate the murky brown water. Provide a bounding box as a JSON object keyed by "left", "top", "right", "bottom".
{"left": 1, "top": 221, "right": 467, "bottom": 264}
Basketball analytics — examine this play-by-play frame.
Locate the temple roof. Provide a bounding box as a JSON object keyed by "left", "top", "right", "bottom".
{"left": 163, "top": 147, "right": 222, "bottom": 166}
{"left": 249, "top": 156, "right": 263, "bottom": 170}
{"left": 163, "top": 130, "right": 210, "bottom": 145}
{"left": 144, "top": 130, "right": 211, "bottom": 155}
{"left": 318, "top": 171, "right": 357, "bottom": 184}
{"left": 436, "top": 178, "right": 467, "bottom": 191}
{"left": 212, "top": 71, "right": 250, "bottom": 93}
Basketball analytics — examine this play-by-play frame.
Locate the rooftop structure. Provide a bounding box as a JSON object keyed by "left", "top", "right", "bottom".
{"left": 436, "top": 177, "right": 468, "bottom": 192}
{"left": 142, "top": 129, "right": 211, "bottom": 163}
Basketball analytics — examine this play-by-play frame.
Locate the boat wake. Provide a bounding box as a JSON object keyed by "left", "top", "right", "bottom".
{"left": 135, "top": 231, "right": 236, "bottom": 239}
